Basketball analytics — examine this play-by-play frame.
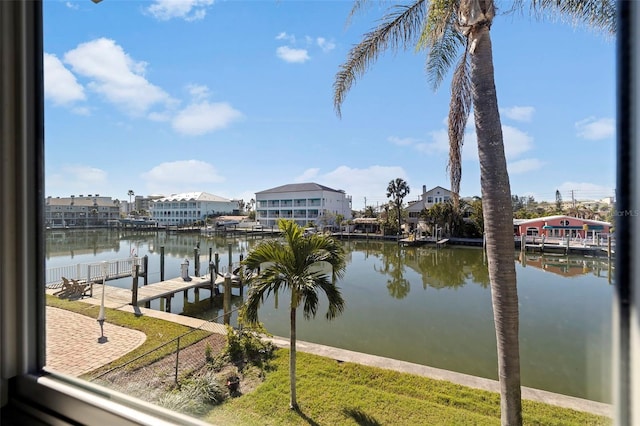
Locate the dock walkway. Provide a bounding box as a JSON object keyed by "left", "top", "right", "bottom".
{"left": 47, "top": 274, "right": 240, "bottom": 311}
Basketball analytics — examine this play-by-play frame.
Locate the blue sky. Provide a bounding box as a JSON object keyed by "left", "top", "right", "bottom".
{"left": 43, "top": 0, "right": 616, "bottom": 211}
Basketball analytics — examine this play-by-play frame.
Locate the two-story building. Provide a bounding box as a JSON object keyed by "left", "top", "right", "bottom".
{"left": 255, "top": 183, "right": 352, "bottom": 229}
{"left": 149, "top": 192, "right": 239, "bottom": 226}
{"left": 405, "top": 185, "right": 455, "bottom": 229}
{"left": 45, "top": 195, "right": 121, "bottom": 228}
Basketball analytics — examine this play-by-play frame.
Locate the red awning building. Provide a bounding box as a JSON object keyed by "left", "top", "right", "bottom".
{"left": 513, "top": 215, "right": 612, "bottom": 239}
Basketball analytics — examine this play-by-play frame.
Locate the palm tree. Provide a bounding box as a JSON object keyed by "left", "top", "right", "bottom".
{"left": 363, "top": 205, "right": 377, "bottom": 218}
{"left": 127, "top": 189, "right": 134, "bottom": 205}
{"left": 242, "top": 219, "right": 346, "bottom": 410}
{"left": 386, "top": 178, "right": 410, "bottom": 239}
{"left": 333, "top": 1, "right": 614, "bottom": 424}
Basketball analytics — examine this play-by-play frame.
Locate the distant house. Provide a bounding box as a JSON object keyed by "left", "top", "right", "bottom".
{"left": 149, "top": 192, "right": 239, "bottom": 226}
{"left": 406, "top": 185, "right": 455, "bottom": 229}
{"left": 255, "top": 182, "right": 352, "bottom": 229}
{"left": 513, "top": 215, "right": 612, "bottom": 239}
{"left": 45, "top": 194, "right": 120, "bottom": 228}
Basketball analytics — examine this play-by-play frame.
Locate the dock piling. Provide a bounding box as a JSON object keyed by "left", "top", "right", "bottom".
{"left": 224, "top": 273, "right": 231, "bottom": 325}
{"left": 160, "top": 246, "right": 165, "bottom": 282}
{"left": 131, "top": 264, "right": 140, "bottom": 306}
{"left": 194, "top": 247, "right": 199, "bottom": 277}
{"left": 143, "top": 255, "right": 149, "bottom": 286}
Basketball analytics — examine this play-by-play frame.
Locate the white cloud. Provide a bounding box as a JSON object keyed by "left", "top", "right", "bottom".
{"left": 294, "top": 168, "right": 320, "bottom": 182}
{"left": 275, "top": 32, "right": 296, "bottom": 43}
{"left": 387, "top": 136, "right": 418, "bottom": 146}
{"left": 508, "top": 158, "right": 545, "bottom": 174}
{"left": 556, "top": 181, "right": 615, "bottom": 200}
{"left": 459, "top": 124, "right": 534, "bottom": 162}
{"left": 316, "top": 37, "right": 335, "bottom": 52}
{"left": 501, "top": 106, "right": 535, "bottom": 122}
{"left": 64, "top": 38, "right": 172, "bottom": 116}
{"left": 46, "top": 165, "right": 108, "bottom": 194}
{"left": 575, "top": 117, "right": 615, "bottom": 140}
{"left": 146, "top": 0, "right": 214, "bottom": 21}
{"left": 276, "top": 46, "right": 310, "bottom": 63}
{"left": 502, "top": 125, "right": 535, "bottom": 159}
{"left": 172, "top": 101, "right": 243, "bottom": 136}
{"left": 186, "top": 84, "right": 210, "bottom": 101}
{"left": 148, "top": 111, "right": 172, "bottom": 122}
{"left": 294, "top": 165, "right": 409, "bottom": 209}
{"left": 65, "top": 2, "right": 79, "bottom": 10}
{"left": 416, "top": 130, "right": 449, "bottom": 154}
{"left": 43, "top": 53, "right": 86, "bottom": 105}
{"left": 141, "top": 160, "right": 225, "bottom": 193}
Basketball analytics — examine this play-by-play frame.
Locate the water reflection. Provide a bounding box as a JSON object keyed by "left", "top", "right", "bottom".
{"left": 46, "top": 230, "right": 612, "bottom": 402}
{"left": 517, "top": 251, "right": 614, "bottom": 282}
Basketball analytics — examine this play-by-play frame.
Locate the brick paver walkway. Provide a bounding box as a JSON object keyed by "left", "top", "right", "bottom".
{"left": 45, "top": 306, "right": 146, "bottom": 377}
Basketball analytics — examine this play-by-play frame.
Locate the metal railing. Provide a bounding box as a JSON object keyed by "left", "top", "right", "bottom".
{"left": 46, "top": 257, "right": 145, "bottom": 288}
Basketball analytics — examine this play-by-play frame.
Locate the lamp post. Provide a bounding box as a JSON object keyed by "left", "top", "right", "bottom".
{"left": 97, "top": 261, "right": 107, "bottom": 343}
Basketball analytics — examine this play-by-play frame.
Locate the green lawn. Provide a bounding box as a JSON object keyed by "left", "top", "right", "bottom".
{"left": 206, "top": 350, "right": 611, "bottom": 426}
{"left": 47, "top": 297, "right": 611, "bottom": 425}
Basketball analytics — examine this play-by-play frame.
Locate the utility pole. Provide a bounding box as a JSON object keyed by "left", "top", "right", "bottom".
{"left": 572, "top": 190, "right": 576, "bottom": 209}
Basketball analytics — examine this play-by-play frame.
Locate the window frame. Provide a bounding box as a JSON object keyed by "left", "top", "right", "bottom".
{"left": 0, "top": 1, "right": 637, "bottom": 425}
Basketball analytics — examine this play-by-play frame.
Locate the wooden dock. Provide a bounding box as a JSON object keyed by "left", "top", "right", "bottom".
{"left": 47, "top": 273, "right": 244, "bottom": 312}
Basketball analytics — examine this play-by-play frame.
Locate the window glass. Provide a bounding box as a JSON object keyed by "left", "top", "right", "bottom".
{"left": 40, "top": 1, "right": 617, "bottom": 424}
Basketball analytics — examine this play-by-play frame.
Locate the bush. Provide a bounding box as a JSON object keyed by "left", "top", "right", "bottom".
{"left": 224, "top": 315, "right": 274, "bottom": 366}
{"left": 158, "top": 369, "right": 227, "bottom": 416}
{"left": 224, "top": 323, "right": 274, "bottom": 367}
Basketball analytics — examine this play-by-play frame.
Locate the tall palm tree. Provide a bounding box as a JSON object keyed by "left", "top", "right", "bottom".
{"left": 242, "top": 219, "right": 346, "bottom": 410}
{"left": 334, "top": 1, "right": 614, "bottom": 424}
{"left": 127, "top": 189, "right": 134, "bottom": 205}
{"left": 386, "top": 178, "right": 410, "bottom": 239}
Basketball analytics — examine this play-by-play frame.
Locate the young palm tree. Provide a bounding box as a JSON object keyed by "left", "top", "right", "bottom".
{"left": 127, "top": 189, "right": 134, "bottom": 204}
{"left": 242, "top": 219, "right": 346, "bottom": 410}
{"left": 334, "top": 1, "right": 614, "bottom": 424}
{"left": 386, "top": 178, "right": 410, "bottom": 239}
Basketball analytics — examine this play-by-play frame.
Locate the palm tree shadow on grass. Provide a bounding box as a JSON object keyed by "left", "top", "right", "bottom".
{"left": 342, "top": 408, "right": 382, "bottom": 426}
{"left": 293, "top": 407, "right": 321, "bottom": 426}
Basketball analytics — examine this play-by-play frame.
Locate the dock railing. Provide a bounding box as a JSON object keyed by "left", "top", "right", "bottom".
{"left": 45, "top": 257, "right": 146, "bottom": 289}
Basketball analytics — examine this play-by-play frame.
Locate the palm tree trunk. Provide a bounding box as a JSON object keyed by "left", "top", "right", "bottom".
{"left": 289, "top": 305, "right": 298, "bottom": 410}
{"left": 397, "top": 204, "right": 401, "bottom": 239}
{"left": 471, "top": 25, "right": 522, "bottom": 425}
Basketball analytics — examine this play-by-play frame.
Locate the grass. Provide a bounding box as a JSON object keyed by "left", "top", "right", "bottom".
{"left": 46, "top": 295, "right": 210, "bottom": 376}
{"left": 47, "top": 296, "right": 611, "bottom": 425}
{"left": 206, "top": 350, "right": 612, "bottom": 426}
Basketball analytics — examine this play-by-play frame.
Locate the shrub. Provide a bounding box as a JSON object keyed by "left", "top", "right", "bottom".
{"left": 158, "top": 370, "right": 227, "bottom": 416}
{"left": 223, "top": 319, "right": 274, "bottom": 367}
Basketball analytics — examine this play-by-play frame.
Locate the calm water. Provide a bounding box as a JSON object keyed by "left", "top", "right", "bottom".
{"left": 45, "top": 229, "right": 613, "bottom": 402}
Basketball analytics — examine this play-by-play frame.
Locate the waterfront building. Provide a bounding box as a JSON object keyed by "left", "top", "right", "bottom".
{"left": 255, "top": 182, "right": 353, "bottom": 228}
{"left": 132, "top": 194, "right": 164, "bottom": 215}
{"left": 406, "top": 185, "right": 455, "bottom": 228}
{"left": 513, "top": 215, "right": 613, "bottom": 240}
{"left": 149, "top": 192, "right": 239, "bottom": 226}
{"left": 45, "top": 195, "right": 121, "bottom": 228}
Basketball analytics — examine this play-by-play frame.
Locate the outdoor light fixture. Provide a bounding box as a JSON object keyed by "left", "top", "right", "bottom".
{"left": 97, "top": 261, "right": 107, "bottom": 343}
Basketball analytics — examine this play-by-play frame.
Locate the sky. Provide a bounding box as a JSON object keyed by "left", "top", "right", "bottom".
{"left": 43, "top": 0, "right": 616, "bottom": 211}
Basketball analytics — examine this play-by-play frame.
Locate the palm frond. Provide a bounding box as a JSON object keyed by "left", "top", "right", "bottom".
{"left": 419, "top": 0, "right": 457, "bottom": 46}
{"left": 517, "top": 0, "right": 616, "bottom": 35}
{"left": 316, "top": 279, "right": 346, "bottom": 320}
{"left": 415, "top": 0, "right": 464, "bottom": 90}
{"left": 425, "top": 23, "right": 465, "bottom": 90}
{"left": 447, "top": 41, "right": 472, "bottom": 206}
{"left": 245, "top": 277, "right": 285, "bottom": 323}
{"left": 345, "top": 0, "right": 392, "bottom": 28}
{"left": 334, "top": 0, "right": 428, "bottom": 117}
{"left": 242, "top": 219, "right": 345, "bottom": 324}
